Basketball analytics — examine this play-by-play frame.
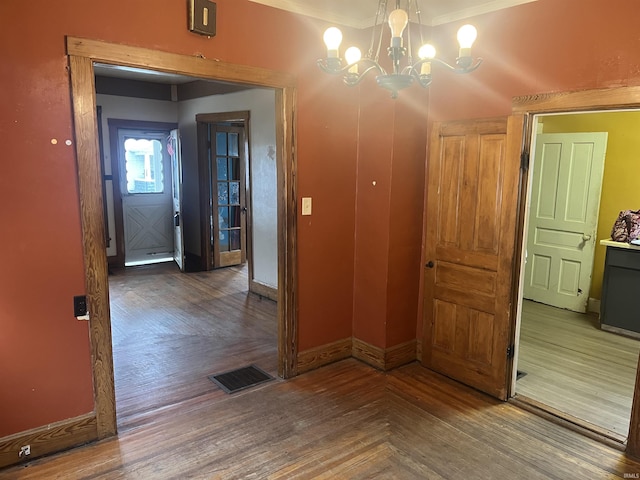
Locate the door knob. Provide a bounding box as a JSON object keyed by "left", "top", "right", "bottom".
{"left": 582, "top": 234, "right": 592, "bottom": 241}
{"left": 426, "top": 261, "right": 434, "bottom": 268}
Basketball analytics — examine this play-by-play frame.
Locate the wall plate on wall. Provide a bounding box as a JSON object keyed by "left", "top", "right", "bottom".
{"left": 188, "top": 0, "right": 216, "bottom": 37}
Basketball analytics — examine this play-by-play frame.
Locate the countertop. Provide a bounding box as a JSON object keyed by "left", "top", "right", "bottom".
{"left": 600, "top": 239, "right": 640, "bottom": 250}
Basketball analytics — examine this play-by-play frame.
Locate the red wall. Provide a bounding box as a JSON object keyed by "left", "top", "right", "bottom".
{"left": 0, "top": 0, "right": 359, "bottom": 436}
{"left": 429, "top": 0, "right": 640, "bottom": 122}
{"left": 3, "top": 0, "right": 640, "bottom": 440}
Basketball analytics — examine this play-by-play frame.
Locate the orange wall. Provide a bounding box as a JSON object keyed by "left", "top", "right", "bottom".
{"left": 0, "top": 0, "right": 360, "bottom": 436}
{"left": 428, "top": 0, "right": 640, "bottom": 122}
{"left": 4, "top": 0, "right": 640, "bottom": 440}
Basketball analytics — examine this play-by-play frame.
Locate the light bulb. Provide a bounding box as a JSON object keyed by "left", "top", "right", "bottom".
{"left": 418, "top": 44, "right": 436, "bottom": 60}
{"left": 388, "top": 8, "right": 408, "bottom": 39}
{"left": 418, "top": 44, "right": 436, "bottom": 75}
{"left": 345, "top": 46, "right": 362, "bottom": 74}
{"left": 323, "top": 27, "right": 343, "bottom": 58}
{"left": 457, "top": 24, "right": 477, "bottom": 49}
{"left": 345, "top": 46, "right": 362, "bottom": 65}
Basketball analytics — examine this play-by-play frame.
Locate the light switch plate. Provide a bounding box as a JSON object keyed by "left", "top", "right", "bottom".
{"left": 188, "top": 0, "right": 216, "bottom": 37}
{"left": 302, "top": 197, "right": 312, "bottom": 216}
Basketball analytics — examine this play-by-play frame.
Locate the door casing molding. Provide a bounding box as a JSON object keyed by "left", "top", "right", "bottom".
{"left": 511, "top": 85, "right": 640, "bottom": 456}
{"left": 67, "top": 36, "right": 298, "bottom": 440}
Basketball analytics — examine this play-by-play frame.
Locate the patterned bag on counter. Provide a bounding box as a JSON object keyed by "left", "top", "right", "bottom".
{"left": 611, "top": 209, "right": 640, "bottom": 242}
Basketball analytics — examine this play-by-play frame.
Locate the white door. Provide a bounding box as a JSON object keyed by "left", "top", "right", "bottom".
{"left": 118, "top": 128, "right": 174, "bottom": 266}
{"left": 523, "top": 132, "right": 608, "bottom": 312}
{"left": 169, "top": 129, "right": 185, "bottom": 271}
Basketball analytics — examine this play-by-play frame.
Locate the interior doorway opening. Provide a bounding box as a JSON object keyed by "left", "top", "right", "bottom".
{"left": 68, "top": 37, "right": 297, "bottom": 440}
{"left": 512, "top": 110, "right": 640, "bottom": 442}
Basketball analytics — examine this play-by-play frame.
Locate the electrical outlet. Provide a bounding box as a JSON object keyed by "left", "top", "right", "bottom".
{"left": 73, "top": 295, "right": 87, "bottom": 317}
{"left": 19, "top": 445, "right": 30, "bottom": 458}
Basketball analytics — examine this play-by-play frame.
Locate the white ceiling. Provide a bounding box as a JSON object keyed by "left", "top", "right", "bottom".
{"left": 247, "top": 0, "right": 538, "bottom": 28}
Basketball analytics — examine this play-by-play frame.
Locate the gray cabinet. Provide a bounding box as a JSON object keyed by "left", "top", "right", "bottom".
{"left": 600, "top": 243, "right": 640, "bottom": 337}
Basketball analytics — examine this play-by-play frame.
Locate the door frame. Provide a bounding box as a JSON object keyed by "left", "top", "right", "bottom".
{"left": 107, "top": 119, "right": 179, "bottom": 267}
{"left": 510, "top": 86, "right": 640, "bottom": 456}
{"left": 67, "top": 36, "right": 298, "bottom": 440}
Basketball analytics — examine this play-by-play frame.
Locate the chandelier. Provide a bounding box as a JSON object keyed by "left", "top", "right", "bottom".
{"left": 317, "top": 0, "right": 482, "bottom": 98}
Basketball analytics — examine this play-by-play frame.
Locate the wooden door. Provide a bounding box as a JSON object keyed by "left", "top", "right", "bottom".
{"left": 210, "top": 124, "right": 247, "bottom": 268}
{"left": 422, "top": 116, "right": 525, "bottom": 400}
{"left": 523, "top": 132, "right": 608, "bottom": 312}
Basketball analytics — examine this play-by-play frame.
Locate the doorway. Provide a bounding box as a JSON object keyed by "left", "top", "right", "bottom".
{"left": 107, "top": 120, "right": 179, "bottom": 267}
{"left": 68, "top": 37, "right": 297, "bottom": 439}
{"left": 196, "top": 112, "right": 251, "bottom": 272}
{"left": 513, "top": 110, "right": 640, "bottom": 441}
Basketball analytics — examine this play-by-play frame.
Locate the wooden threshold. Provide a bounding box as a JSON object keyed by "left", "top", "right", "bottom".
{"left": 510, "top": 395, "right": 626, "bottom": 449}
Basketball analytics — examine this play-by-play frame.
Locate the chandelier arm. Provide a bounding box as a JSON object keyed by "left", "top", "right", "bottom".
{"left": 407, "top": 57, "right": 484, "bottom": 75}
{"left": 344, "top": 64, "right": 389, "bottom": 87}
{"left": 317, "top": 58, "right": 387, "bottom": 77}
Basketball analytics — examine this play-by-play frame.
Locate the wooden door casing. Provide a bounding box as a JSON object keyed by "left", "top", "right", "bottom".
{"left": 422, "top": 116, "right": 525, "bottom": 400}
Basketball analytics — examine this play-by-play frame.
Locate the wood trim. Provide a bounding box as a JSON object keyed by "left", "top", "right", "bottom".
{"left": 197, "top": 121, "right": 212, "bottom": 270}
{"left": 67, "top": 37, "right": 296, "bottom": 89}
{"left": 0, "top": 414, "right": 97, "bottom": 469}
{"left": 627, "top": 354, "right": 640, "bottom": 457}
{"left": 68, "top": 55, "right": 117, "bottom": 439}
{"left": 352, "top": 338, "right": 417, "bottom": 371}
{"left": 195, "top": 111, "right": 250, "bottom": 123}
{"left": 296, "top": 338, "right": 352, "bottom": 374}
{"left": 277, "top": 85, "right": 298, "bottom": 378}
{"left": 249, "top": 279, "right": 277, "bottom": 302}
{"left": 510, "top": 396, "right": 625, "bottom": 449}
{"left": 511, "top": 85, "right": 640, "bottom": 453}
{"left": 67, "top": 36, "right": 298, "bottom": 457}
{"left": 512, "top": 86, "right": 640, "bottom": 114}
{"left": 352, "top": 338, "right": 384, "bottom": 370}
{"left": 384, "top": 340, "right": 418, "bottom": 370}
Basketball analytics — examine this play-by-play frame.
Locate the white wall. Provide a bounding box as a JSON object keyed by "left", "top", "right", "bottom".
{"left": 178, "top": 88, "right": 278, "bottom": 288}
{"left": 96, "top": 95, "right": 179, "bottom": 257}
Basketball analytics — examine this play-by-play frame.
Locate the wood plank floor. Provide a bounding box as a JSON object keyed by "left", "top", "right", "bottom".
{"left": 3, "top": 359, "right": 640, "bottom": 479}
{"left": 516, "top": 299, "right": 640, "bottom": 438}
{"left": 4, "top": 266, "right": 640, "bottom": 478}
{"left": 108, "top": 262, "right": 278, "bottom": 430}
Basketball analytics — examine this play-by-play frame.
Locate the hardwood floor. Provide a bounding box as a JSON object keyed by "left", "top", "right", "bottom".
{"left": 4, "top": 266, "right": 640, "bottom": 478}
{"left": 516, "top": 299, "right": 640, "bottom": 439}
{"left": 108, "top": 262, "right": 278, "bottom": 430}
{"left": 3, "top": 359, "right": 640, "bottom": 479}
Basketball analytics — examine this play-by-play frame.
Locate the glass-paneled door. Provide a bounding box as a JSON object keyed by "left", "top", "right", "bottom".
{"left": 211, "top": 125, "right": 247, "bottom": 268}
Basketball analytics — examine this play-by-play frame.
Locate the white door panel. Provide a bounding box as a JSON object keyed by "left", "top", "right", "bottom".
{"left": 119, "top": 129, "right": 174, "bottom": 266}
{"left": 524, "top": 132, "right": 608, "bottom": 312}
{"left": 170, "top": 129, "right": 185, "bottom": 271}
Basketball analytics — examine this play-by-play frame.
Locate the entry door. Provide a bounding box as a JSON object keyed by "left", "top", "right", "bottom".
{"left": 523, "top": 132, "right": 608, "bottom": 312}
{"left": 211, "top": 125, "right": 247, "bottom": 268}
{"left": 422, "top": 116, "right": 525, "bottom": 400}
{"left": 118, "top": 128, "right": 174, "bottom": 265}
{"left": 169, "top": 129, "right": 185, "bottom": 271}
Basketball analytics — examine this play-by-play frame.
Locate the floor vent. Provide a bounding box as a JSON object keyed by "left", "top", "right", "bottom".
{"left": 208, "top": 365, "right": 274, "bottom": 394}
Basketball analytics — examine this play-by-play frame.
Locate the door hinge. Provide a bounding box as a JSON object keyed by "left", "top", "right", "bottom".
{"left": 520, "top": 151, "right": 530, "bottom": 171}
{"left": 506, "top": 345, "right": 515, "bottom": 359}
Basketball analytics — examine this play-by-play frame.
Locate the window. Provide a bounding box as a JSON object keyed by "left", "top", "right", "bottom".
{"left": 123, "top": 137, "right": 164, "bottom": 194}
